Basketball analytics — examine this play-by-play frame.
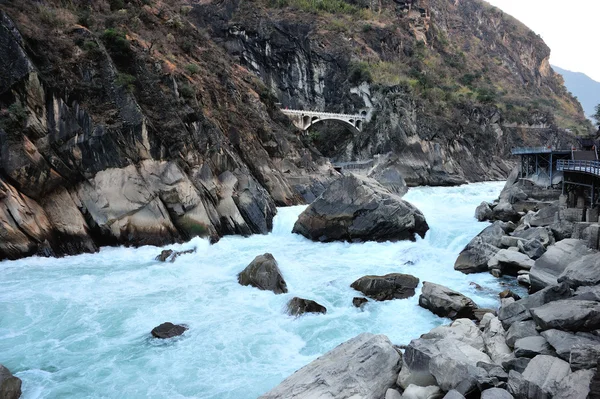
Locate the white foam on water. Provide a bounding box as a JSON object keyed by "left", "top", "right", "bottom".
{"left": 0, "top": 182, "right": 513, "bottom": 398}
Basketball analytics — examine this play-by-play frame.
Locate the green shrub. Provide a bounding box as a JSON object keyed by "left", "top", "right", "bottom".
{"left": 348, "top": 61, "right": 372, "bottom": 85}
{"left": 268, "top": 0, "right": 359, "bottom": 14}
{"left": 179, "top": 83, "right": 195, "bottom": 99}
{"left": 115, "top": 73, "right": 136, "bottom": 91}
{"left": 101, "top": 28, "right": 134, "bottom": 68}
{"left": 109, "top": 0, "right": 125, "bottom": 11}
{"left": 185, "top": 63, "right": 200, "bottom": 75}
{"left": 0, "top": 101, "right": 28, "bottom": 132}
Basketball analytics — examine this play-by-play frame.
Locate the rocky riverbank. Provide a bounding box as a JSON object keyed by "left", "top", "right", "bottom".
{"left": 262, "top": 174, "right": 599, "bottom": 398}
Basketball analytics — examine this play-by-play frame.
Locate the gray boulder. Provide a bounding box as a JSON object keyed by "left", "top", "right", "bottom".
{"left": 553, "top": 369, "right": 593, "bottom": 399}
{"left": 519, "top": 239, "right": 546, "bottom": 260}
{"left": 506, "top": 320, "right": 540, "bottom": 348}
{"left": 558, "top": 252, "right": 600, "bottom": 289}
{"left": 155, "top": 247, "right": 195, "bottom": 262}
{"left": 292, "top": 174, "right": 428, "bottom": 243}
{"left": 151, "top": 322, "right": 188, "bottom": 339}
{"left": 419, "top": 282, "right": 479, "bottom": 320}
{"left": 399, "top": 337, "right": 492, "bottom": 392}
{"left": 422, "top": 319, "right": 484, "bottom": 351}
{"left": 507, "top": 355, "right": 571, "bottom": 398}
{"left": 476, "top": 202, "right": 494, "bottom": 222}
{"left": 401, "top": 384, "right": 443, "bottom": 399}
{"left": 549, "top": 220, "right": 575, "bottom": 241}
{"left": 574, "top": 285, "right": 600, "bottom": 301}
{"left": 512, "top": 227, "right": 554, "bottom": 247}
{"left": 513, "top": 336, "right": 555, "bottom": 358}
{"left": 528, "top": 205, "right": 559, "bottom": 227}
{"left": 286, "top": 297, "right": 326, "bottom": 316}
{"left": 238, "top": 253, "right": 288, "bottom": 294}
{"left": 482, "top": 317, "right": 513, "bottom": 364}
{"left": 502, "top": 357, "right": 531, "bottom": 374}
{"left": 0, "top": 364, "right": 21, "bottom": 399}
{"left": 259, "top": 333, "right": 401, "bottom": 399}
{"left": 443, "top": 390, "right": 465, "bottom": 399}
{"left": 352, "top": 297, "right": 368, "bottom": 308}
{"left": 488, "top": 249, "right": 534, "bottom": 276}
{"left": 351, "top": 273, "right": 419, "bottom": 301}
{"left": 498, "top": 283, "right": 572, "bottom": 329}
{"left": 540, "top": 329, "right": 600, "bottom": 361}
{"left": 529, "top": 239, "right": 590, "bottom": 292}
{"left": 531, "top": 300, "right": 600, "bottom": 332}
{"left": 570, "top": 344, "right": 600, "bottom": 370}
{"left": 385, "top": 388, "right": 403, "bottom": 399}
{"left": 454, "top": 223, "right": 504, "bottom": 274}
{"left": 481, "top": 388, "right": 514, "bottom": 399}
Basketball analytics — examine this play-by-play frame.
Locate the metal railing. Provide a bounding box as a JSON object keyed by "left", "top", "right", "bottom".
{"left": 333, "top": 159, "right": 374, "bottom": 169}
{"left": 511, "top": 146, "right": 554, "bottom": 155}
{"left": 280, "top": 109, "right": 366, "bottom": 120}
{"left": 557, "top": 159, "right": 600, "bottom": 177}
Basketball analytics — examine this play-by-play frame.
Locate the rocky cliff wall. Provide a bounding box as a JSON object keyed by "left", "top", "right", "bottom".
{"left": 0, "top": 3, "right": 336, "bottom": 260}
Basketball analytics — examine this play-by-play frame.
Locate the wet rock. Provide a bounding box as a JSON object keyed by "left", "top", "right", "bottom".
{"left": 292, "top": 174, "right": 429, "bottom": 243}
{"left": 516, "top": 274, "right": 530, "bottom": 286}
{"left": 419, "top": 282, "right": 479, "bottom": 320}
{"left": 513, "top": 336, "right": 555, "bottom": 358}
{"left": 0, "top": 364, "right": 21, "bottom": 399}
{"left": 506, "top": 320, "right": 540, "bottom": 348}
{"left": 286, "top": 297, "right": 326, "bottom": 316}
{"left": 499, "top": 290, "right": 521, "bottom": 301}
{"left": 352, "top": 297, "right": 368, "bottom": 308}
{"left": 151, "top": 322, "right": 188, "bottom": 339}
{"left": 529, "top": 239, "right": 591, "bottom": 292}
{"left": 476, "top": 202, "right": 494, "bottom": 222}
{"left": 351, "top": 273, "right": 419, "bottom": 301}
{"left": 259, "top": 333, "right": 401, "bottom": 399}
{"left": 531, "top": 299, "right": 600, "bottom": 332}
{"left": 155, "top": 248, "right": 195, "bottom": 262}
{"left": 507, "top": 355, "right": 570, "bottom": 398}
{"left": 238, "top": 253, "right": 288, "bottom": 294}
{"left": 481, "top": 388, "right": 513, "bottom": 399}
{"left": 455, "top": 222, "right": 504, "bottom": 274}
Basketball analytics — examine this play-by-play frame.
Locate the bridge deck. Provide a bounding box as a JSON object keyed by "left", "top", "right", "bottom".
{"left": 557, "top": 160, "right": 600, "bottom": 177}
{"left": 281, "top": 109, "right": 366, "bottom": 119}
{"left": 511, "top": 146, "right": 571, "bottom": 155}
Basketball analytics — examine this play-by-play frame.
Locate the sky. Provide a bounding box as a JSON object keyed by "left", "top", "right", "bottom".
{"left": 485, "top": 0, "right": 600, "bottom": 82}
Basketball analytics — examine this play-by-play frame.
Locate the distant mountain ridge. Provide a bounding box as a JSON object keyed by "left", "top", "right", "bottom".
{"left": 553, "top": 65, "right": 600, "bottom": 119}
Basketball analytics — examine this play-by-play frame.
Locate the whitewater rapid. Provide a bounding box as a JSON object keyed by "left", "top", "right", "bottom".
{"left": 0, "top": 182, "right": 517, "bottom": 398}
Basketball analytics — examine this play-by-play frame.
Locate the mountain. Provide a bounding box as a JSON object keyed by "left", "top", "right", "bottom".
{"left": 552, "top": 65, "right": 600, "bottom": 120}
{"left": 0, "top": 0, "right": 591, "bottom": 260}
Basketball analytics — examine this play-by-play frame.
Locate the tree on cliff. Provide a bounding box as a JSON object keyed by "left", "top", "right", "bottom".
{"left": 594, "top": 104, "right": 600, "bottom": 127}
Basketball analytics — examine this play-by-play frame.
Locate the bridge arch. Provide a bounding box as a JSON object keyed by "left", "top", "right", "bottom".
{"left": 280, "top": 109, "right": 367, "bottom": 133}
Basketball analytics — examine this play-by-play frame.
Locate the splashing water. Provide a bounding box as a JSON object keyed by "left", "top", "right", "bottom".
{"left": 0, "top": 182, "right": 512, "bottom": 398}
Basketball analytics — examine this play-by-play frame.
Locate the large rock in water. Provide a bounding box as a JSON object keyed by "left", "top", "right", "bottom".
{"left": 454, "top": 222, "right": 504, "bottom": 274}
{"left": 286, "top": 297, "right": 327, "bottom": 316}
{"left": 151, "top": 322, "right": 188, "bottom": 339}
{"left": 351, "top": 273, "right": 419, "bottom": 301}
{"left": 259, "top": 333, "right": 401, "bottom": 399}
{"left": 292, "top": 174, "right": 428, "bottom": 243}
{"left": 238, "top": 253, "right": 288, "bottom": 294}
{"left": 419, "top": 282, "right": 479, "bottom": 320}
{"left": 0, "top": 364, "right": 21, "bottom": 399}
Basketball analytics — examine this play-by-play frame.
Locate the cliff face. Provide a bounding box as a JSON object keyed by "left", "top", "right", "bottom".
{"left": 195, "top": 0, "right": 589, "bottom": 185}
{"left": 0, "top": 1, "right": 335, "bottom": 260}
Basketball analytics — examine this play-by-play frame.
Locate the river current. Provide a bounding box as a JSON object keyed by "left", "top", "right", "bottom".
{"left": 0, "top": 182, "right": 512, "bottom": 398}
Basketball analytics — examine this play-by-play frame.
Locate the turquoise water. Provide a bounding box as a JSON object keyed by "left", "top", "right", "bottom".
{"left": 0, "top": 182, "right": 506, "bottom": 398}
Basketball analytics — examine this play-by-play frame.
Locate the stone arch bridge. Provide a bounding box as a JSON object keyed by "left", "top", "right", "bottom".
{"left": 280, "top": 109, "right": 367, "bottom": 132}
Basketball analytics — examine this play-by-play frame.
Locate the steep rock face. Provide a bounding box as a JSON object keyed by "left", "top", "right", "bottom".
{"left": 0, "top": 3, "right": 337, "bottom": 260}
{"left": 195, "top": 0, "right": 587, "bottom": 186}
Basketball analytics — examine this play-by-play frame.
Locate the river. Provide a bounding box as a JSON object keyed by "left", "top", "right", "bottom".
{"left": 0, "top": 182, "right": 514, "bottom": 398}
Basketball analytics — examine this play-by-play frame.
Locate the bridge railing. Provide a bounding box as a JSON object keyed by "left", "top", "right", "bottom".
{"left": 511, "top": 146, "right": 554, "bottom": 155}
{"left": 280, "top": 109, "right": 366, "bottom": 119}
{"left": 557, "top": 159, "right": 600, "bottom": 177}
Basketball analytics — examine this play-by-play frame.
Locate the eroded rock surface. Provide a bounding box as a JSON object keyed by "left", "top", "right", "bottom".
{"left": 238, "top": 253, "right": 288, "bottom": 294}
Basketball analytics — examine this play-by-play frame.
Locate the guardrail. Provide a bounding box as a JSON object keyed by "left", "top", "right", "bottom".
{"left": 281, "top": 109, "right": 366, "bottom": 120}
{"left": 511, "top": 146, "right": 554, "bottom": 155}
{"left": 557, "top": 159, "right": 600, "bottom": 177}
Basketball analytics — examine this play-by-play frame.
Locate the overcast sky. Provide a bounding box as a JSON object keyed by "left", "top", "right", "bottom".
{"left": 485, "top": 0, "right": 600, "bottom": 82}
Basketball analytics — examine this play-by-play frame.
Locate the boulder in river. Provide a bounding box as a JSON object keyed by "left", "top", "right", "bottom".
{"left": 487, "top": 249, "right": 534, "bottom": 276}
{"left": 151, "top": 322, "right": 188, "bottom": 339}
{"left": 286, "top": 297, "right": 327, "bottom": 316}
{"left": 292, "top": 174, "right": 429, "bottom": 243}
{"left": 475, "top": 202, "right": 494, "bottom": 222}
{"left": 0, "top": 364, "right": 21, "bottom": 399}
{"left": 351, "top": 273, "right": 419, "bottom": 301}
{"left": 419, "top": 282, "right": 479, "bottom": 320}
{"left": 352, "top": 297, "right": 368, "bottom": 308}
{"left": 454, "top": 222, "right": 504, "bottom": 274}
{"left": 155, "top": 247, "right": 196, "bottom": 262}
{"left": 259, "top": 333, "right": 401, "bottom": 399}
{"left": 238, "top": 253, "right": 288, "bottom": 294}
